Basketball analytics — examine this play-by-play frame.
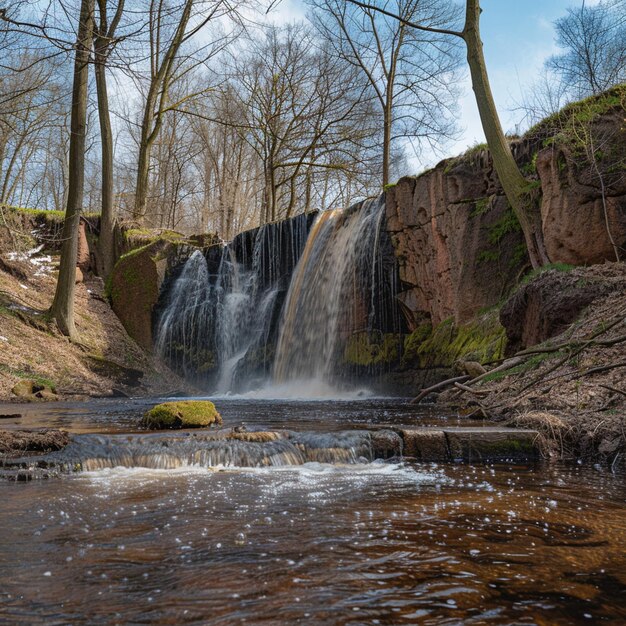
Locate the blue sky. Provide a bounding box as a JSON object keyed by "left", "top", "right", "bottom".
{"left": 268, "top": 0, "right": 596, "bottom": 172}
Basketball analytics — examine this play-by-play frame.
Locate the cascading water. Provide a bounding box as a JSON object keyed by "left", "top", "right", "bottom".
{"left": 154, "top": 213, "right": 313, "bottom": 392}
{"left": 2, "top": 429, "right": 402, "bottom": 474}
{"left": 155, "top": 196, "right": 402, "bottom": 395}
{"left": 273, "top": 195, "right": 401, "bottom": 389}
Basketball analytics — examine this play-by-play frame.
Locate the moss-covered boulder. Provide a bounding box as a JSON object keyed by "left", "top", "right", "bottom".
{"left": 11, "top": 380, "right": 58, "bottom": 402}
{"left": 141, "top": 401, "right": 222, "bottom": 430}
{"left": 107, "top": 239, "right": 196, "bottom": 350}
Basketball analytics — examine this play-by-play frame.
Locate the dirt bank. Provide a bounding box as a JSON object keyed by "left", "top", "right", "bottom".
{"left": 0, "top": 244, "right": 191, "bottom": 402}
{"left": 436, "top": 264, "right": 626, "bottom": 464}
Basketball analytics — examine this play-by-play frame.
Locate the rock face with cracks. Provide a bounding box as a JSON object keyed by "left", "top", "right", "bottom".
{"left": 384, "top": 91, "right": 625, "bottom": 331}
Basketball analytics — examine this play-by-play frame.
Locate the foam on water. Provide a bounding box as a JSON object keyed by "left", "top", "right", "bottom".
{"left": 212, "top": 379, "right": 375, "bottom": 401}
{"left": 77, "top": 460, "right": 449, "bottom": 489}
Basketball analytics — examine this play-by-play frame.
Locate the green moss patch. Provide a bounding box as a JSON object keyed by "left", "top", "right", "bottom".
{"left": 407, "top": 311, "right": 506, "bottom": 368}
{"left": 343, "top": 332, "right": 400, "bottom": 367}
{"left": 141, "top": 401, "right": 222, "bottom": 430}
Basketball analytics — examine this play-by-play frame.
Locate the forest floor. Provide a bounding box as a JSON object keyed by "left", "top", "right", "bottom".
{"left": 439, "top": 264, "right": 626, "bottom": 464}
{"left": 0, "top": 246, "right": 189, "bottom": 402}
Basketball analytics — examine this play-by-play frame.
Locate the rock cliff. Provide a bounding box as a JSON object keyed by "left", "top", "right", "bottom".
{"left": 386, "top": 87, "right": 625, "bottom": 331}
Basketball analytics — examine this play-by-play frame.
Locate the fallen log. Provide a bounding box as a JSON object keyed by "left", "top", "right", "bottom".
{"left": 410, "top": 376, "right": 470, "bottom": 405}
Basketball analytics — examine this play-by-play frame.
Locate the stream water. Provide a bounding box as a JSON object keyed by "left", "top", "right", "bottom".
{"left": 1, "top": 398, "right": 626, "bottom": 624}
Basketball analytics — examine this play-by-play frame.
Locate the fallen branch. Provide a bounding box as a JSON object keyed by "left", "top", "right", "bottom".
{"left": 574, "top": 360, "right": 626, "bottom": 378}
{"left": 454, "top": 382, "right": 490, "bottom": 396}
{"left": 516, "top": 312, "right": 626, "bottom": 395}
{"left": 410, "top": 375, "right": 470, "bottom": 405}
{"left": 599, "top": 384, "right": 626, "bottom": 398}
{"left": 466, "top": 357, "right": 525, "bottom": 385}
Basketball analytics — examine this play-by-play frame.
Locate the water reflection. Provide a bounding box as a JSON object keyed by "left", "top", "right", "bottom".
{"left": 1, "top": 463, "right": 625, "bottom": 624}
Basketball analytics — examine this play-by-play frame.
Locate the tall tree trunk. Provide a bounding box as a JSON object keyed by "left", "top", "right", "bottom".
{"left": 382, "top": 103, "right": 392, "bottom": 188}
{"left": 463, "top": 0, "right": 550, "bottom": 269}
{"left": 94, "top": 45, "right": 115, "bottom": 277}
{"left": 133, "top": 105, "right": 154, "bottom": 221}
{"left": 50, "top": 0, "right": 95, "bottom": 339}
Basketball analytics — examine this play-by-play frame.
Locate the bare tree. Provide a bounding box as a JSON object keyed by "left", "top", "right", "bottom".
{"left": 548, "top": 0, "right": 626, "bottom": 98}
{"left": 311, "top": 0, "right": 462, "bottom": 187}
{"left": 93, "top": 0, "right": 125, "bottom": 277}
{"left": 0, "top": 53, "right": 63, "bottom": 204}
{"left": 224, "top": 23, "right": 382, "bottom": 223}
{"left": 348, "top": 0, "right": 551, "bottom": 268}
{"left": 190, "top": 85, "right": 264, "bottom": 237}
{"left": 49, "top": 0, "right": 96, "bottom": 339}
{"left": 131, "top": 0, "right": 242, "bottom": 223}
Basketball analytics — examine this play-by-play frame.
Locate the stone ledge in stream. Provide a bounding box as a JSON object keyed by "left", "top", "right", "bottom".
{"left": 0, "top": 427, "right": 541, "bottom": 479}
{"left": 397, "top": 427, "right": 540, "bottom": 463}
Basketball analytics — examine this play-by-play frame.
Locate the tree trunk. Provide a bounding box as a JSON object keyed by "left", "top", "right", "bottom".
{"left": 382, "top": 103, "right": 392, "bottom": 188}
{"left": 94, "top": 42, "right": 115, "bottom": 277}
{"left": 50, "top": 0, "right": 95, "bottom": 340}
{"left": 133, "top": 105, "right": 154, "bottom": 222}
{"left": 463, "top": 0, "right": 550, "bottom": 269}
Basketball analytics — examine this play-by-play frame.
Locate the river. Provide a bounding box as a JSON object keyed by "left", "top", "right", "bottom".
{"left": 1, "top": 398, "right": 625, "bottom": 624}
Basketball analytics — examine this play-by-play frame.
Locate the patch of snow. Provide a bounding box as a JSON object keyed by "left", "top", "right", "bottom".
{"left": 28, "top": 244, "right": 45, "bottom": 256}
{"left": 5, "top": 245, "right": 54, "bottom": 276}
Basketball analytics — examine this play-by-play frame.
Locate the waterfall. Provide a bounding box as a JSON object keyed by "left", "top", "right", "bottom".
{"left": 154, "top": 213, "right": 312, "bottom": 392}
{"left": 273, "top": 195, "right": 399, "bottom": 387}
{"left": 155, "top": 197, "right": 402, "bottom": 395}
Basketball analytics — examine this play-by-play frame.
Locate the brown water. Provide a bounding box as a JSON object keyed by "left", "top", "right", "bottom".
{"left": 0, "top": 397, "right": 478, "bottom": 434}
{"left": 1, "top": 399, "right": 626, "bottom": 624}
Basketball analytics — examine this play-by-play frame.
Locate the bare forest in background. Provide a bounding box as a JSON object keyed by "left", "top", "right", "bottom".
{"left": 0, "top": 0, "right": 624, "bottom": 240}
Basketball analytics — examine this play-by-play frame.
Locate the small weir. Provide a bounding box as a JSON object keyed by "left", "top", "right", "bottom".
{"left": 2, "top": 429, "right": 403, "bottom": 474}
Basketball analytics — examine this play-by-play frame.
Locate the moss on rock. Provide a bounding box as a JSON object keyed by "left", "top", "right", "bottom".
{"left": 107, "top": 240, "right": 168, "bottom": 350}
{"left": 402, "top": 310, "right": 506, "bottom": 369}
{"left": 402, "top": 322, "right": 433, "bottom": 365}
{"left": 141, "top": 401, "right": 222, "bottom": 430}
{"left": 343, "top": 332, "right": 400, "bottom": 367}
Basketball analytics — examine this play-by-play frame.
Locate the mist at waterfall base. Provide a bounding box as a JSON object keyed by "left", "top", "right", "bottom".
{"left": 155, "top": 197, "right": 404, "bottom": 398}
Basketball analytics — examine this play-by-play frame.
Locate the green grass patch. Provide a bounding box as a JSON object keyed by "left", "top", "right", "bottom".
{"left": 0, "top": 364, "right": 56, "bottom": 389}
{"left": 526, "top": 83, "right": 626, "bottom": 140}
{"left": 520, "top": 262, "right": 575, "bottom": 285}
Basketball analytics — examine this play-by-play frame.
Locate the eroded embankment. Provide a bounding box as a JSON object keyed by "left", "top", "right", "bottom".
{"left": 0, "top": 209, "right": 190, "bottom": 401}
{"left": 430, "top": 264, "right": 626, "bottom": 464}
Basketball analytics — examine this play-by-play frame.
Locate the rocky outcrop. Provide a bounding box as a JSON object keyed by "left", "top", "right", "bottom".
{"left": 386, "top": 155, "right": 526, "bottom": 328}
{"left": 107, "top": 240, "right": 193, "bottom": 350}
{"left": 385, "top": 88, "right": 626, "bottom": 331}
{"left": 535, "top": 103, "right": 626, "bottom": 265}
